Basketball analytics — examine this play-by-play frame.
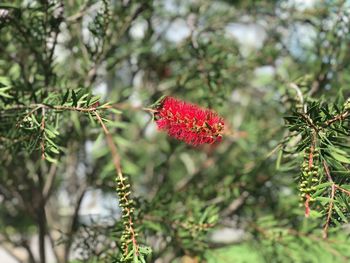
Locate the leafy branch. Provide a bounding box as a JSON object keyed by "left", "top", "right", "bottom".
{"left": 94, "top": 111, "right": 151, "bottom": 262}
{"left": 282, "top": 86, "right": 350, "bottom": 238}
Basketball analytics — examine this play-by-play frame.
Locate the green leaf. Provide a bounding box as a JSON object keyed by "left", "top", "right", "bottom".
{"left": 46, "top": 124, "right": 59, "bottom": 135}
{"left": 314, "top": 182, "right": 333, "bottom": 189}
{"left": 77, "top": 93, "right": 89, "bottom": 105}
{"left": 329, "top": 150, "right": 350, "bottom": 164}
{"left": 89, "top": 95, "right": 101, "bottom": 105}
{"left": 31, "top": 114, "right": 40, "bottom": 126}
{"left": 339, "top": 185, "right": 350, "bottom": 191}
{"left": 44, "top": 133, "right": 59, "bottom": 148}
{"left": 315, "top": 197, "right": 334, "bottom": 204}
{"left": 143, "top": 220, "right": 163, "bottom": 232}
{"left": 149, "top": 95, "right": 166, "bottom": 109}
{"left": 88, "top": 112, "right": 96, "bottom": 125}
{"left": 0, "top": 3, "right": 20, "bottom": 9}
{"left": 109, "top": 108, "right": 122, "bottom": 115}
{"left": 276, "top": 149, "right": 283, "bottom": 170}
{"left": 45, "top": 128, "right": 56, "bottom": 139}
{"left": 49, "top": 146, "right": 60, "bottom": 154}
{"left": 309, "top": 210, "right": 322, "bottom": 218}
{"left": 311, "top": 187, "right": 326, "bottom": 198}
{"left": 138, "top": 246, "right": 152, "bottom": 255}
{"left": 61, "top": 90, "right": 70, "bottom": 105}
{"left": 333, "top": 204, "right": 348, "bottom": 223}
{"left": 0, "top": 76, "right": 11, "bottom": 86}
{"left": 100, "top": 101, "right": 112, "bottom": 108}
{"left": 0, "top": 76, "right": 13, "bottom": 98}
{"left": 0, "top": 87, "right": 13, "bottom": 98}
{"left": 72, "top": 90, "right": 77, "bottom": 107}
{"left": 45, "top": 154, "right": 58, "bottom": 164}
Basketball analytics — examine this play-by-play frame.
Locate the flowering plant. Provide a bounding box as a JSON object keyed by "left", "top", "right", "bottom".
{"left": 152, "top": 96, "right": 224, "bottom": 146}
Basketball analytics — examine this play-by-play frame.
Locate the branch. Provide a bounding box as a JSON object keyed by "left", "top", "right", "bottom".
{"left": 334, "top": 185, "right": 350, "bottom": 196}
{"left": 42, "top": 163, "right": 58, "bottom": 203}
{"left": 41, "top": 107, "right": 46, "bottom": 160}
{"left": 322, "top": 160, "right": 335, "bottom": 239}
{"left": 21, "top": 241, "right": 36, "bottom": 263}
{"left": 299, "top": 112, "right": 320, "bottom": 132}
{"left": 94, "top": 112, "right": 123, "bottom": 180}
{"left": 66, "top": 1, "right": 96, "bottom": 22}
{"left": 7, "top": 103, "right": 103, "bottom": 113}
{"left": 0, "top": 232, "right": 36, "bottom": 263}
{"left": 324, "top": 111, "right": 350, "bottom": 127}
{"left": 175, "top": 157, "right": 215, "bottom": 192}
{"left": 221, "top": 191, "right": 249, "bottom": 217}
{"left": 10, "top": 103, "right": 106, "bottom": 129}
{"left": 0, "top": 242, "right": 26, "bottom": 263}
{"left": 85, "top": 2, "right": 149, "bottom": 86}
{"left": 94, "top": 111, "right": 139, "bottom": 256}
{"left": 289, "top": 83, "right": 306, "bottom": 113}
{"left": 64, "top": 184, "right": 87, "bottom": 262}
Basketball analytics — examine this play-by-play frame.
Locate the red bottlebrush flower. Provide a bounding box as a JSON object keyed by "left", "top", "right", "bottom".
{"left": 153, "top": 96, "right": 224, "bottom": 146}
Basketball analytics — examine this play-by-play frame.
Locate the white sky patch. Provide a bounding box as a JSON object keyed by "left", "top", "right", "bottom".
{"left": 94, "top": 81, "right": 108, "bottom": 97}
{"left": 132, "top": 70, "right": 144, "bottom": 89}
{"left": 129, "top": 90, "right": 143, "bottom": 108}
{"left": 254, "top": 65, "right": 275, "bottom": 77}
{"left": 210, "top": 228, "right": 245, "bottom": 244}
{"left": 253, "top": 65, "right": 276, "bottom": 89}
{"left": 225, "top": 23, "right": 267, "bottom": 56}
{"left": 79, "top": 189, "right": 120, "bottom": 223}
{"left": 162, "top": 0, "right": 188, "bottom": 15}
{"left": 284, "top": 23, "right": 316, "bottom": 59}
{"left": 165, "top": 18, "right": 191, "bottom": 43}
{"left": 144, "top": 121, "right": 158, "bottom": 140}
{"left": 53, "top": 23, "right": 71, "bottom": 63}
{"left": 285, "top": 0, "right": 318, "bottom": 11}
{"left": 129, "top": 19, "right": 148, "bottom": 39}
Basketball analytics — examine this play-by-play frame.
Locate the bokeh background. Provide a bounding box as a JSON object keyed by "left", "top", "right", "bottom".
{"left": 1, "top": 0, "right": 350, "bottom": 262}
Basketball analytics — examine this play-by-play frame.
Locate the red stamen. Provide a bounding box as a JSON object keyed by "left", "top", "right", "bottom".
{"left": 154, "top": 97, "right": 224, "bottom": 146}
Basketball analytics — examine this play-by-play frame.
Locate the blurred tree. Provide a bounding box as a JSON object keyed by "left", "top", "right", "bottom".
{"left": 0, "top": 0, "right": 350, "bottom": 263}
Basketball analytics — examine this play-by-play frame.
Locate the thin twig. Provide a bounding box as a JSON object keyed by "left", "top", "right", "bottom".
{"left": 7, "top": 103, "right": 101, "bottom": 112}
{"left": 142, "top": 107, "right": 158, "bottom": 113}
{"left": 300, "top": 113, "right": 320, "bottom": 132}
{"left": 221, "top": 191, "right": 249, "bottom": 217}
{"left": 0, "top": 241, "right": 27, "bottom": 263}
{"left": 334, "top": 185, "right": 350, "bottom": 196}
{"left": 11, "top": 103, "right": 102, "bottom": 128}
{"left": 66, "top": 1, "right": 95, "bottom": 22}
{"left": 322, "top": 160, "right": 335, "bottom": 239}
{"left": 94, "top": 111, "right": 139, "bottom": 256}
{"left": 94, "top": 111, "right": 123, "bottom": 180}
{"left": 252, "top": 223, "right": 349, "bottom": 262}
{"left": 289, "top": 83, "right": 306, "bottom": 113}
{"left": 324, "top": 111, "right": 350, "bottom": 126}
{"left": 15, "top": 105, "right": 42, "bottom": 127}
{"left": 42, "top": 164, "right": 57, "bottom": 203}
{"left": 64, "top": 184, "right": 87, "bottom": 263}
{"left": 41, "top": 107, "right": 46, "bottom": 160}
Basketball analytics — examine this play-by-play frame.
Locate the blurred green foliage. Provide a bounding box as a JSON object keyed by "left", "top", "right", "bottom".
{"left": 0, "top": 0, "right": 350, "bottom": 263}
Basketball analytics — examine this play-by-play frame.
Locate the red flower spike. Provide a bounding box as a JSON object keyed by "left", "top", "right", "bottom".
{"left": 153, "top": 96, "right": 224, "bottom": 146}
